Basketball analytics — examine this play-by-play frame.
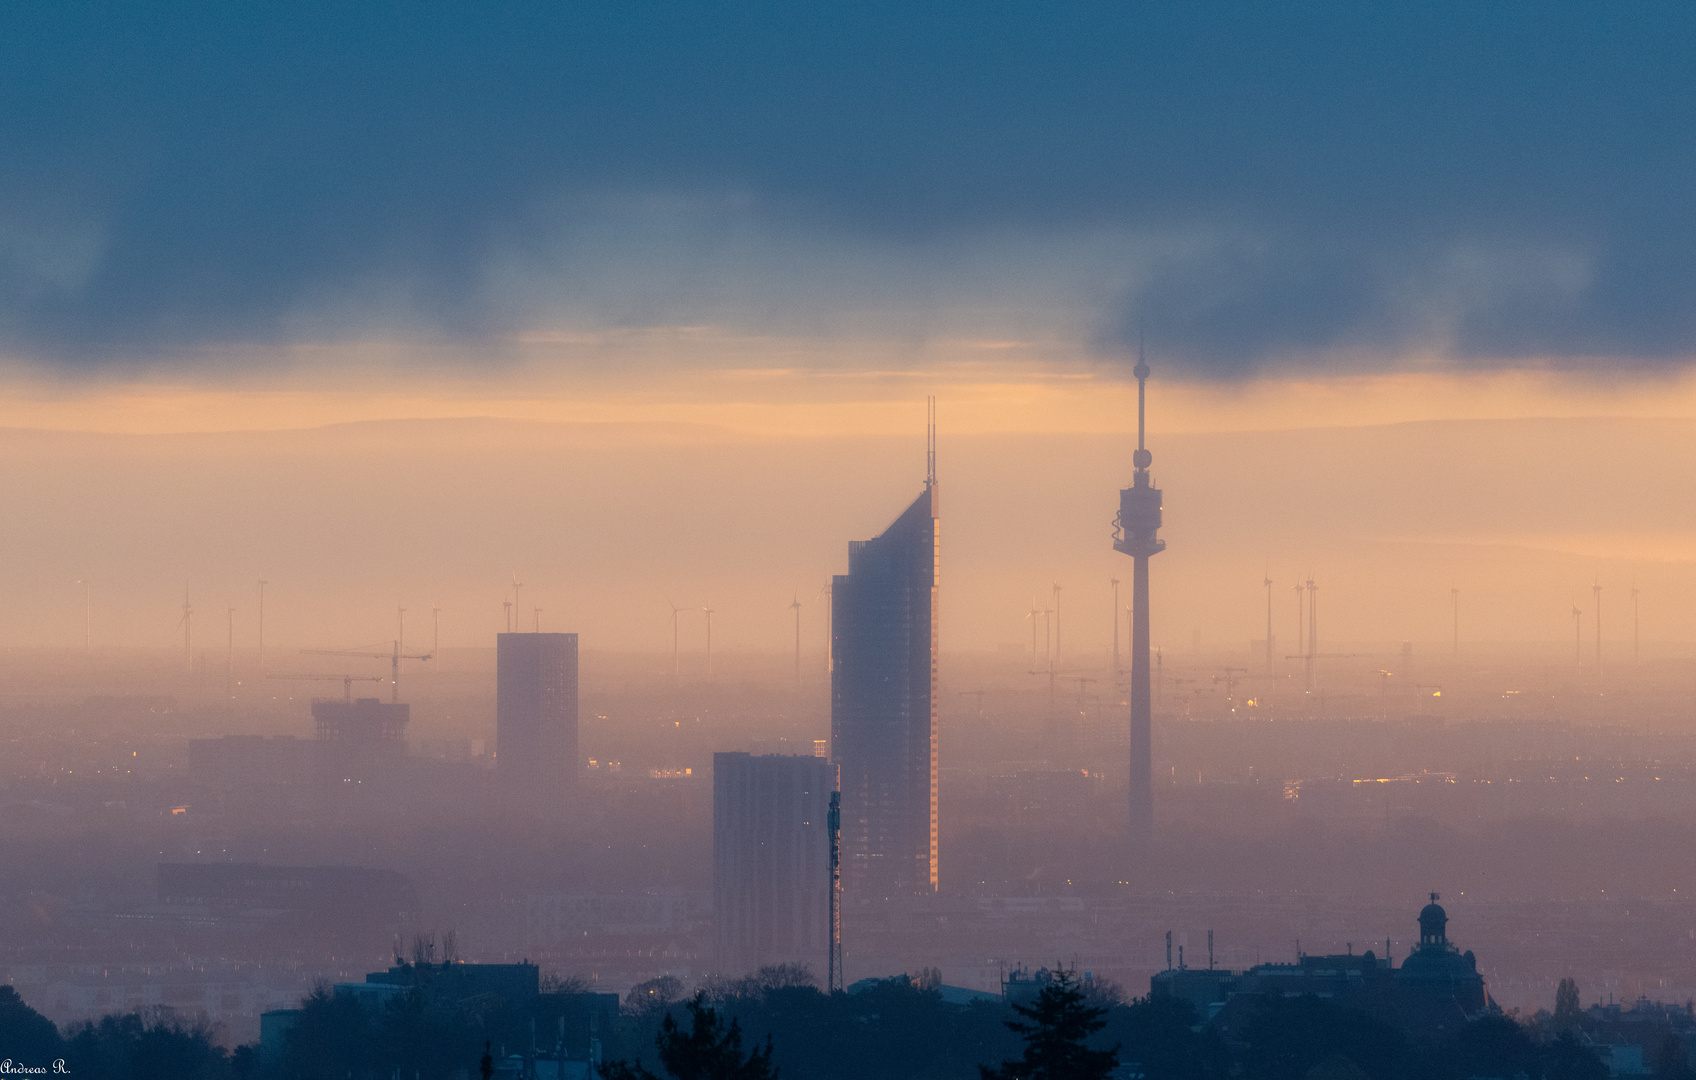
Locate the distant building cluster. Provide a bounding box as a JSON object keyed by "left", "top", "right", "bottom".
{"left": 1153, "top": 895, "right": 1488, "bottom": 1040}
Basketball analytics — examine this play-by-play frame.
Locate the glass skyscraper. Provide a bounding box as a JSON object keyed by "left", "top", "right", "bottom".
{"left": 830, "top": 480, "right": 939, "bottom": 898}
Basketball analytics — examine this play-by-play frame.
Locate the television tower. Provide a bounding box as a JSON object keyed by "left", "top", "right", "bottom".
{"left": 1113, "top": 352, "right": 1165, "bottom": 847}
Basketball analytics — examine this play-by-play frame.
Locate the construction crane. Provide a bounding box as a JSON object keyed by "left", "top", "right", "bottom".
{"left": 301, "top": 640, "right": 432, "bottom": 703}
{"left": 1212, "top": 667, "right": 1248, "bottom": 713}
{"left": 1064, "top": 675, "right": 1097, "bottom": 711}
{"left": 266, "top": 672, "right": 386, "bottom": 701}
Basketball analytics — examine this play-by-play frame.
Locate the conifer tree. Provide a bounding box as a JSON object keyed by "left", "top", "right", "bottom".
{"left": 981, "top": 967, "right": 1119, "bottom": 1080}
{"left": 604, "top": 994, "right": 777, "bottom": 1080}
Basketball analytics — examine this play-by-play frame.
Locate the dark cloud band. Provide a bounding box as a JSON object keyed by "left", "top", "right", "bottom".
{"left": 2, "top": 2, "right": 1693, "bottom": 372}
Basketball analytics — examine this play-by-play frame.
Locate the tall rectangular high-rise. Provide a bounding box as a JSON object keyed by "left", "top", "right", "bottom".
{"left": 830, "top": 426, "right": 938, "bottom": 898}
{"left": 712, "top": 752, "right": 831, "bottom": 975}
{"left": 496, "top": 632, "right": 579, "bottom": 803}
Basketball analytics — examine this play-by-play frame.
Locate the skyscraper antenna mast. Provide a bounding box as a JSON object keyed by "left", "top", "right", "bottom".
{"left": 926, "top": 396, "right": 937, "bottom": 487}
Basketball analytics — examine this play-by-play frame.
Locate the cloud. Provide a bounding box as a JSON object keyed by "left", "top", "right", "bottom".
{"left": 2, "top": 3, "right": 1694, "bottom": 375}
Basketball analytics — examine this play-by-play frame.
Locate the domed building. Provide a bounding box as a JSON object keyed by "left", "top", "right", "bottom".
{"left": 1392, "top": 893, "right": 1488, "bottom": 1032}
{"left": 1152, "top": 893, "right": 1492, "bottom": 1040}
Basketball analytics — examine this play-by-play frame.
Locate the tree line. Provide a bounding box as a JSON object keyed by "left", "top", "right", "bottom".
{"left": 5, "top": 965, "right": 1683, "bottom": 1080}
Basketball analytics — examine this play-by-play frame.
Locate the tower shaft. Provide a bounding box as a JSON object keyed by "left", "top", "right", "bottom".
{"left": 1129, "top": 552, "right": 1153, "bottom": 845}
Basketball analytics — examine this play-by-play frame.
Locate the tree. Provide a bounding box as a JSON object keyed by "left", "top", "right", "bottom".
{"left": 1544, "top": 1030, "right": 1608, "bottom": 1080}
{"left": 1554, "top": 977, "right": 1582, "bottom": 1031}
{"left": 62, "top": 1011, "right": 231, "bottom": 1080}
{"left": 604, "top": 994, "right": 778, "bottom": 1080}
{"left": 981, "top": 967, "right": 1118, "bottom": 1080}
{"left": 0, "top": 985, "right": 63, "bottom": 1066}
{"left": 626, "top": 975, "right": 686, "bottom": 1016}
{"left": 1652, "top": 1030, "right": 1693, "bottom": 1080}
{"left": 1438, "top": 1012, "right": 1539, "bottom": 1080}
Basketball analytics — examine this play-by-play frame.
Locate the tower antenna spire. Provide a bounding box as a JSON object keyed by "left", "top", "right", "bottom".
{"left": 926, "top": 396, "right": 937, "bottom": 487}
{"left": 1136, "top": 341, "right": 1148, "bottom": 458}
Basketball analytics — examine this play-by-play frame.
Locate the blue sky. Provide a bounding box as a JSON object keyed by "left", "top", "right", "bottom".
{"left": 4, "top": 3, "right": 1694, "bottom": 374}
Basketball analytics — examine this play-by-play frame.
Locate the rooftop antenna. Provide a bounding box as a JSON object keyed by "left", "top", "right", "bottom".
{"left": 257, "top": 580, "right": 268, "bottom": 665}
{"left": 77, "top": 578, "right": 90, "bottom": 652}
{"left": 790, "top": 594, "right": 803, "bottom": 685}
{"left": 179, "top": 584, "right": 193, "bottom": 672}
{"left": 703, "top": 605, "right": 715, "bottom": 678}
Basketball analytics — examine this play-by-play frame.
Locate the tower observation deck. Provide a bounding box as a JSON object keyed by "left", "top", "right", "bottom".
{"left": 1113, "top": 357, "right": 1165, "bottom": 847}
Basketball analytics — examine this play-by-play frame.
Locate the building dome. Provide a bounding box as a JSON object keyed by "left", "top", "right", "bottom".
{"left": 1418, "top": 892, "right": 1448, "bottom": 946}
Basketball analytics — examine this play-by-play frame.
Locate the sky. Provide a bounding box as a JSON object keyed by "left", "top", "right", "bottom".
{"left": 3, "top": 4, "right": 1696, "bottom": 654}
{"left": 4, "top": 2, "right": 1695, "bottom": 377}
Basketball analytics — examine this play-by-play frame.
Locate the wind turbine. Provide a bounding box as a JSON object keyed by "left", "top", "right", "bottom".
{"left": 76, "top": 578, "right": 90, "bottom": 651}
{"left": 1593, "top": 580, "right": 1602, "bottom": 676}
{"left": 1292, "top": 579, "right": 1306, "bottom": 664}
{"left": 257, "top": 580, "right": 268, "bottom": 665}
{"left": 1451, "top": 585, "right": 1459, "bottom": 659}
{"left": 1024, "top": 598, "right": 1044, "bottom": 670}
{"left": 511, "top": 573, "right": 523, "bottom": 630}
{"left": 503, "top": 598, "right": 513, "bottom": 633}
{"left": 1632, "top": 584, "right": 1640, "bottom": 664}
{"left": 790, "top": 594, "right": 802, "bottom": 685}
{"left": 703, "top": 605, "right": 715, "bottom": 678}
{"left": 817, "top": 581, "right": 833, "bottom": 672}
{"left": 397, "top": 604, "right": 406, "bottom": 677}
{"left": 1263, "top": 571, "right": 1274, "bottom": 676}
{"left": 1572, "top": 603, "right": 1583, "bottom": 668}
{"left": 667, "top": 599, "right": 685, "bottom": 681}
{"left": 1110, "top": 577, "right": 1121, "bottom": 675}
{"left": 431, "top": 603, "right": 441, "bottom": 656}
{"left": 226, "top": 605, "right": 236, "bottom": 696}
{"left": 1051, "top": 583, "right": 1063, "bottom": 673}
{"left": 179, "top": 585, "right": 194, "bottom": 672}
{"left": 534, "top": 607, "right": 542, "bottom": 633}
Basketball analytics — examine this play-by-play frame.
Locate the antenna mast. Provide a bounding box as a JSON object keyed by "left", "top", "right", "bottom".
{"left": 828, "top": 770, "right": 843, "bottom": 993}
{"left": 926, "top": 396, "right": 937, "bottom": 487}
